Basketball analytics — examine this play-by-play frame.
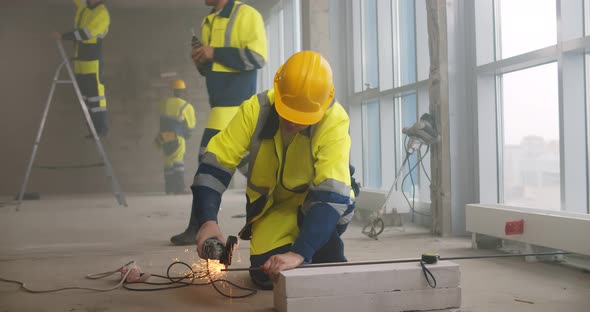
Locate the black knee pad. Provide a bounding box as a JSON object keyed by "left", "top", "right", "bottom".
{"left": 249, "top": 269, "right": 273, "bottom": 290}
{"left": 249, "top": 244, "right": 292, "bottom": 290}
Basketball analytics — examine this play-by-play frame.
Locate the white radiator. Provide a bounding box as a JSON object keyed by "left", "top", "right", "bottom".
{"left": 466, "top": 204, "right": 590, "bottom": 256}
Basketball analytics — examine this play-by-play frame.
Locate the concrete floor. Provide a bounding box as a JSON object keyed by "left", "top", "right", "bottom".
{"left": 1, "top": 191, "right": 589, "bottom": 312}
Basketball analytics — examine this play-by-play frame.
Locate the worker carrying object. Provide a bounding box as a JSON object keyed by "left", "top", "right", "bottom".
{"left": 171, "top": 0, "right": 268, "bottom": 245}
{"left": 53, "top": 0, "right": 110, "bottom": 137}
{"left": 192, "top": 51, "right": 356, "bottom": 290}
{"left": 154, "top": 80, "right": 196, "bottom": 194}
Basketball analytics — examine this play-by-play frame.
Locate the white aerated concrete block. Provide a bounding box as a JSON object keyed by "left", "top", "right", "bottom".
{"left": 274, "top": 261, "right": 461, "bottom": 312}
{"left": 276, "top": 261, "right": 460, "bottom": 298}
{"left": 276, "top": 287, "right": 461, "bottom": 312}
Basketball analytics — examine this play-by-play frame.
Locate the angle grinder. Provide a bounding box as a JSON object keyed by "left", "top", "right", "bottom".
{"left": 202, "top": 235, "right": 238, "bottom": 266}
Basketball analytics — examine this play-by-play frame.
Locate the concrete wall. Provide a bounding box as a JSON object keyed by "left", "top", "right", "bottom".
{"left": 0, "top": 3, "right": 212, "bottom": 195}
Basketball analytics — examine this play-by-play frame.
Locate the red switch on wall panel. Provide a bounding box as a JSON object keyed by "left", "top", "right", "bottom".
{"left": 505, "top": 220, "right": 524, "bottom": 235}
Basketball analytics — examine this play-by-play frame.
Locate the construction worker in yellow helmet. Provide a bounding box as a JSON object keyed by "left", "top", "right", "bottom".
{"left": 171, "top": 0, "right": 268, "bottom": 245}
{"left": 190, "top": 51, "right": 358, "bottom": 289}
{"left": 53, "top": 0, "right": 110, "bottom": 137}
{"left": 154, "top": 80, "right": 196, "bottom": 194}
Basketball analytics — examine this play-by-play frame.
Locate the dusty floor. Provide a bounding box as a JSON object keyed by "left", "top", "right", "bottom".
{"left": 1, "top": 191, "right": 589, "bottom": 312}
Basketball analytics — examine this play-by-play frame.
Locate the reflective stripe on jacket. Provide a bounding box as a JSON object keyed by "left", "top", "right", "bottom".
{"left": 159, "top": 97, "right": 196, "bottom": 137}
{"left": 71, "top": 0, "right": 110, "bottom": 62}
{"left": 198, "top": 0, "right": 267, "bottom": 108}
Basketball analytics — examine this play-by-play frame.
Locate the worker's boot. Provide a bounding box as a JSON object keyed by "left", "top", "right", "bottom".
{"left": 170, "top": 227, "right": 197, "bottom": 246}
{"left": 171, "top": 201, "right": 201, "bottom": 245}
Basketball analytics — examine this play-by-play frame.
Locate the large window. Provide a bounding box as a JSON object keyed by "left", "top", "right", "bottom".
{"left": 257, "top": 0, "right": 301, "bottom": 92}
{"left": 349, "top": 0, "right": 431, "bottom": 211}
{"left": 396, "top": 0, "right": 417, "bottom": 86}
{"left": 362, "top": 99, "right": 381, "bottom": 188}
{"left": 362, "top": 0, "right": 379, "bottom": 90}
{"left": 500, "top": 63, "right": 560, "bottom": 210}
{"left": 497, "top": 0, "right": 556, "bottom": 59}
{"left": 400, "top": 93, "right": 418, "bottom": 193}
{"left": 476, "top": 0, "right": 589, "bottom": 214}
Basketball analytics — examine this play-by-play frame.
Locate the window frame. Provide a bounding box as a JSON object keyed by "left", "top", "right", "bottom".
{"left": 347, "top": 0, "right": 431, "bottom": 207}
{"left": 475, "top": 0, "right": 589, "bottom": 214}
{"left": 257, "top": 0, "right": 302, "bottom": 93}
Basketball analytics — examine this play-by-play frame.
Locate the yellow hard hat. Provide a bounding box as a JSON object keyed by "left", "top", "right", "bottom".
{"left": 171, "top": 79, "right": 186, "bottom": 90}
{"left": 274, "top": 51, "right": 334, "bottom": 125}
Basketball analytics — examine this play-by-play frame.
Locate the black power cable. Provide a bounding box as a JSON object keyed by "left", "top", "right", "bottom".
{"left": 401, "top": 136, "right": 431, "bottom": 217}
{"left": 123, "top": 261, "right": 257, "bottom": 298}
{"left": 0, "top": 260, "right": 257, "bottom": 297}
{"left": 419, "top": 146, "right": 432, "bottom": 183}
{"left": 206, "top": 261, "right": 258, "bottom": 298}
{"left": 407, "top": 150, "right": 417, "bottom": 216}
{"left": 420, "top": 260, "right": 437, "bottom": 288}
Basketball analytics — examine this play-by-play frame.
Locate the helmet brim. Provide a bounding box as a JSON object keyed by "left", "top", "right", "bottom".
{"left": 274, "top": 91, "right": 326, "bottom": 126}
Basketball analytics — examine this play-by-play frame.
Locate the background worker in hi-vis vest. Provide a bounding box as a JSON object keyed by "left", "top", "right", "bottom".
{"left": 53, "top": 0, "right": 110, "bottom": 137}
{"left": 192, "top": 51, "right": 357, "bottom": 290}
{"left": 170, "top": 0, "right": 267, "bottom": 245}
{"left": 154, "top": 80, "right": 196, "bottom": 195}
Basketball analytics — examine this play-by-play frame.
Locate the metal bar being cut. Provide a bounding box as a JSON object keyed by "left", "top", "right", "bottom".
{"left": 222, "top": 251, "right": 569, "bottom": 272}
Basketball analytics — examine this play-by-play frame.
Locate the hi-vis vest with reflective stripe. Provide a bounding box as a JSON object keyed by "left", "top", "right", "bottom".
{"left": 201, "top": 1, "right": 267, "bottom": 74}
{"left": 73, "top": 0, "right": 109, "bottom": 61}
{"left": 199, "top": 89, "right": 354, "bottom": 240}
{"left": 159, "top": 97, "right": 196, "bottom": 137}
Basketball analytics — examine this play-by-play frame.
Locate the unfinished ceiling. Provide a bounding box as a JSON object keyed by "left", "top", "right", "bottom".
{"left": 2, "top": 0, "right": 209, "bottom": 9}
{"left": 2, "top": 0, "right": 275, "bottom": 9}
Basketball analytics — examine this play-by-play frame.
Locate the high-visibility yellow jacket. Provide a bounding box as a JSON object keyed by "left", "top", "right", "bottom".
{"left": 155, "top": 97, "right": 196, "bottom": 166}
{"left": 159, "top": 97, "right": 196, "bottom": 138}
{"left": 63, "top": 0, "right": 110, "bottom": 65}
{"left": 197, "top": 0, "right": 267, "bottom": 130}
{"left": 192, "top": 89, "right": 355, "bottom": 261}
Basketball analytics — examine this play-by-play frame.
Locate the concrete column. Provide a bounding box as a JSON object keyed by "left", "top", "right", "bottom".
{"left": 426, "top": 0, "right": 452, "bottom": 236}
{"left": 301, "top": 0, "right": 349, "bottom": 108}
{"left": 446, "top": 0, "right": 479, "bottom": 236}
{"left": 427, "top": 0, "right": 479, "bottom": 236}
{"left": 301, "top": 0, "right": 330, "bottom": 57}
